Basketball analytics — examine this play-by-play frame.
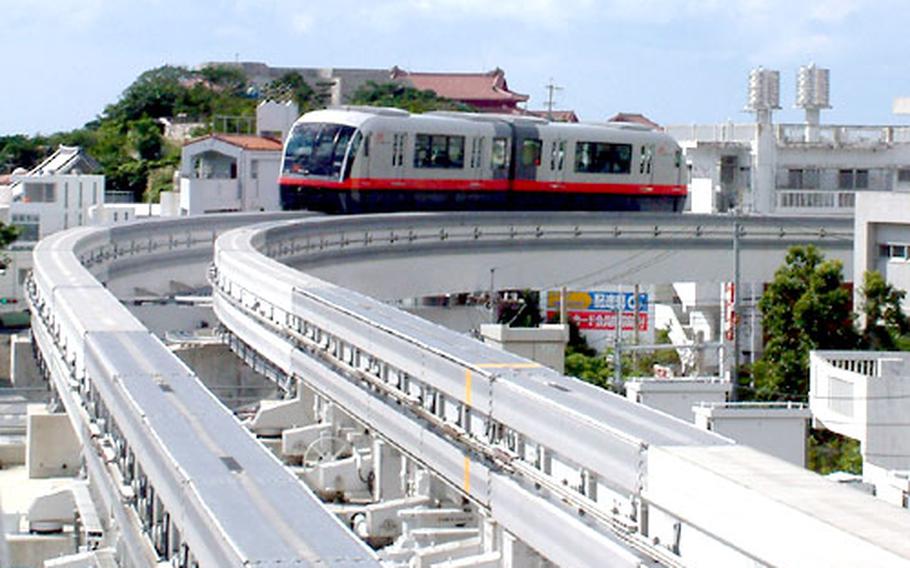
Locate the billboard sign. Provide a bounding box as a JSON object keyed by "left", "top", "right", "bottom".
{"left": 546, "top": 290, "right": 649, "bottom": 331}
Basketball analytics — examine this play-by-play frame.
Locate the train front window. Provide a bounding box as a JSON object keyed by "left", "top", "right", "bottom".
{"left": 283, "top": 123, "right": 356, "bottom": 179}
{"left": 575, "top": 142, "right": 632, "bottom": 174}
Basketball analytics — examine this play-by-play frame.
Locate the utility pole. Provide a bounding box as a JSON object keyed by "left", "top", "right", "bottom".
{"left": 544, "top": 78, "right": 563, "bottom": 120}
{"left": 731, "top": 216, "right": 741, "bottom": 400}
{"left": 632, "top": 284, "right": 640, "bottom": 372}
{"left": 489, "top": 268, "right": 496, "bottom": 323}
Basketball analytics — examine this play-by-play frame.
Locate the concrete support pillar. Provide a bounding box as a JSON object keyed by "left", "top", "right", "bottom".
{"left": 479, "top": 324, "right": 569, "bottom": 373}
{"left": 11, "top": 334, "right": 40, "bottom": 389}
{"left": 27, "top": 405, "right": 80, "bottom": 479}
{"left": 373, "top": 440, "right": 404, "bottom": 501}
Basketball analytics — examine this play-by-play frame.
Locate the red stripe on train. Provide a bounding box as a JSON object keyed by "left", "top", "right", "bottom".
{"left": 279, "top": 177, "right": 687, "bottom": 196}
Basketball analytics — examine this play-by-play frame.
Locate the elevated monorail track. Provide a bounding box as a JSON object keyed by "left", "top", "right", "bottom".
{"left": 29, "top": 210, "right": 910, "bottom": 567}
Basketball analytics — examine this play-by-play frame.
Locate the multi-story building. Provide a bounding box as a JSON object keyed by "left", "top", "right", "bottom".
{"left": 666, "top": 65, "right": 910, "bottom": 216}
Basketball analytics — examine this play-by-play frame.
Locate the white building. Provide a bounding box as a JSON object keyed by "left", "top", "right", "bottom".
{"left": 6, "top": 146, "right": 105, "bottom": 241}
{"left": 666, "top": 65, "right": 910, "bottom": 217}
{"left": 854, "top": 191, "right": 910, "bottom": 314}
{"left": 177, "top": 134, "right": 283, "bottom": 215}
{"left": 175, "top": 100, "right": 296, "bottom": 215}
{"left": 0, "top": 147, "right": 114, "bottom": 322}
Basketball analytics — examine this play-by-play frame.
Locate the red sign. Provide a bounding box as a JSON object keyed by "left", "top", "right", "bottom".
{"left": 547, "top": 310, "right": 648, "bottom": 331}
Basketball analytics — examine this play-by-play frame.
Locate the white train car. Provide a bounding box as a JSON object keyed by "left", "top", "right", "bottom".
{"left": 279, "top": 107, "right": 686, "bottom": 213}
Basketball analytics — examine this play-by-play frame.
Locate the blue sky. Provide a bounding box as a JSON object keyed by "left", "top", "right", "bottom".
{"left": 2, "top": 0, "right": 909, "bottom": 135}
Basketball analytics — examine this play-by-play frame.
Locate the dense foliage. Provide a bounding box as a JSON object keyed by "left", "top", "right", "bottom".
{"left": 564, "top": 325, "right": 680, "bottom": 392}
{"left": 749, "top": 245, "right": 910, "bottom": 474}
{"left": 2, "top": 67, "right": 473, "bottom": 201}
{"left": 750, "top": 245, "right": 857, "bottom": 401}
{"left": 859, "top": 270, "right": 910, "bottom": 350}
{"left": 349, "top": 81, "right": 474, "bottom": 113}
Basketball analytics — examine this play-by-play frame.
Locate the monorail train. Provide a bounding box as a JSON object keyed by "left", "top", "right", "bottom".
{"left": 279, "top": 107, "right": 687, "bottom": 213}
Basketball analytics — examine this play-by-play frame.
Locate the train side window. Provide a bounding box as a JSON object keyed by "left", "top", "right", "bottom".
{"left": 639, "top": 145, "right": 653, "bottom": 175}
{"left": 558, "top": 140, "right": 566, "bottom": 170}
{"left": 492, "top": 137, "right": 509, "bottom": 169}
{"left": 520, "top": 139, "right": 542, "bottom": 168}
{"left": 575, "top": 141, "right": 632, "bottom": 174}
{"left": 414, "top": 134, "right": 465, "bottom": 169}
{"left": 549, "top": 141, "right": 557, "bottom": 170}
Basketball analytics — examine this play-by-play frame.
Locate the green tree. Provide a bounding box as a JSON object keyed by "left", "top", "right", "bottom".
{"left": 754, "top": 245, "right": 857, "bottom": 401}
{"left": 143, "top": 165, "right": 176, "bottom": 203}
{"left": 349, "top": 81, "right": 474, "bottom": 113}
{"left": 128, "top": 118, "right": 164, "bottom": 161}
{"left": 105, "top": 65, "right": 195, "bottom": 122}
{"left": 262, "top": 71, "right": 327, "bottom": 111}
{"left": 198, "top": 64, "right": 249, "bottom": 96}
{"left": 859, "top": 270, "right": 910, "bottom": 350}
{"left": 0, "top": 135, "right": 48, "bottom": 173}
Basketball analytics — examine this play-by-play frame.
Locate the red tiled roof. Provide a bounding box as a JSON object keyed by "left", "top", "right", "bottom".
{"left": 608, "top": 113, "right": 661, "bottom": 130}
{"left": 186, "top": 134, "right": 283, "bottom": 151}
{"left": 391, "top": 67, "right": 529, "bottom": 103}
{"left": 525, "top": 109, "right": 580, "bottom": 123}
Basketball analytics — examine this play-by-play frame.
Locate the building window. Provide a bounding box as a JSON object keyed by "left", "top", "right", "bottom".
{"left": 787, "top": 168, "right": 819, "bottom": 189}
{"left": 11, "top": 213, "right": 39, "bottom": 242}
{"left": 839, "top": 169, "right": 869, "bottom": 189}
{"left": 23, "top": 183, "right": 55, "bottom": 203}
{"left": 575, "top": 142, "right": 632, "bottom": 174}
{"left": 414, "top": 134, "right": 465, "bottom": 169}
{"left": 879, "top": 244, "right": 909, "bottom": 259}
{"left": 250, "top": 160, "right": 259, "bottom": 179}
{"left": 899, "top": 169, "right": 910, "bottom": 183}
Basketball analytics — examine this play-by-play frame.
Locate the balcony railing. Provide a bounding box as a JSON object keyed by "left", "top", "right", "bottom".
{"left": 775, "top": 190, "right": 855, "bottom": 214}
{"left": 665, "top": 123, "right": 910, "bottom": 147}
{"left": 777, "top": 124, "right": 910, "bottom": 146}
{"left": 663, "top": 124, "right": 756, "bottom": 144}
{"left": 809, "top": 351, "right": 910, "bottom": 442}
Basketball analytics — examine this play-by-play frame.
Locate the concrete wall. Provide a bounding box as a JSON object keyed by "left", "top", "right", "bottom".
{"left": 625, "top": 379, "right": 730, "bottom": 423}
{"left": 693, "top": 404, "right": 810, "bottom": 467}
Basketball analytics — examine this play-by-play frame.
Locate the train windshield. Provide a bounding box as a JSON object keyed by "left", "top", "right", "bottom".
{"left": 283, "top": 123, "right": 357, "bottom": 179}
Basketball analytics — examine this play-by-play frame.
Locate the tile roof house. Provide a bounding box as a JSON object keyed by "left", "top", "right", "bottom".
{"left": 391, "top": 67, "right": 529, "bottom": 113}
{"left": 178, "top": 134, "right": 284, "bottom": 215}
{"left": 525, "top": 109, "right": 580, "bottom": 123}
{"left": 608, "top": 113, "right": 661, "bottom": 130}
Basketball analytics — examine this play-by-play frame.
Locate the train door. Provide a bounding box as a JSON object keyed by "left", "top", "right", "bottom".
{"left": 511, "top": 123, "right": 542, "bottom": 184}
{"left": 468, "top": 136, "right": 485, "bottom": 181}
{"left": 490, "top": 123, "right": 512, "bottom": 184}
